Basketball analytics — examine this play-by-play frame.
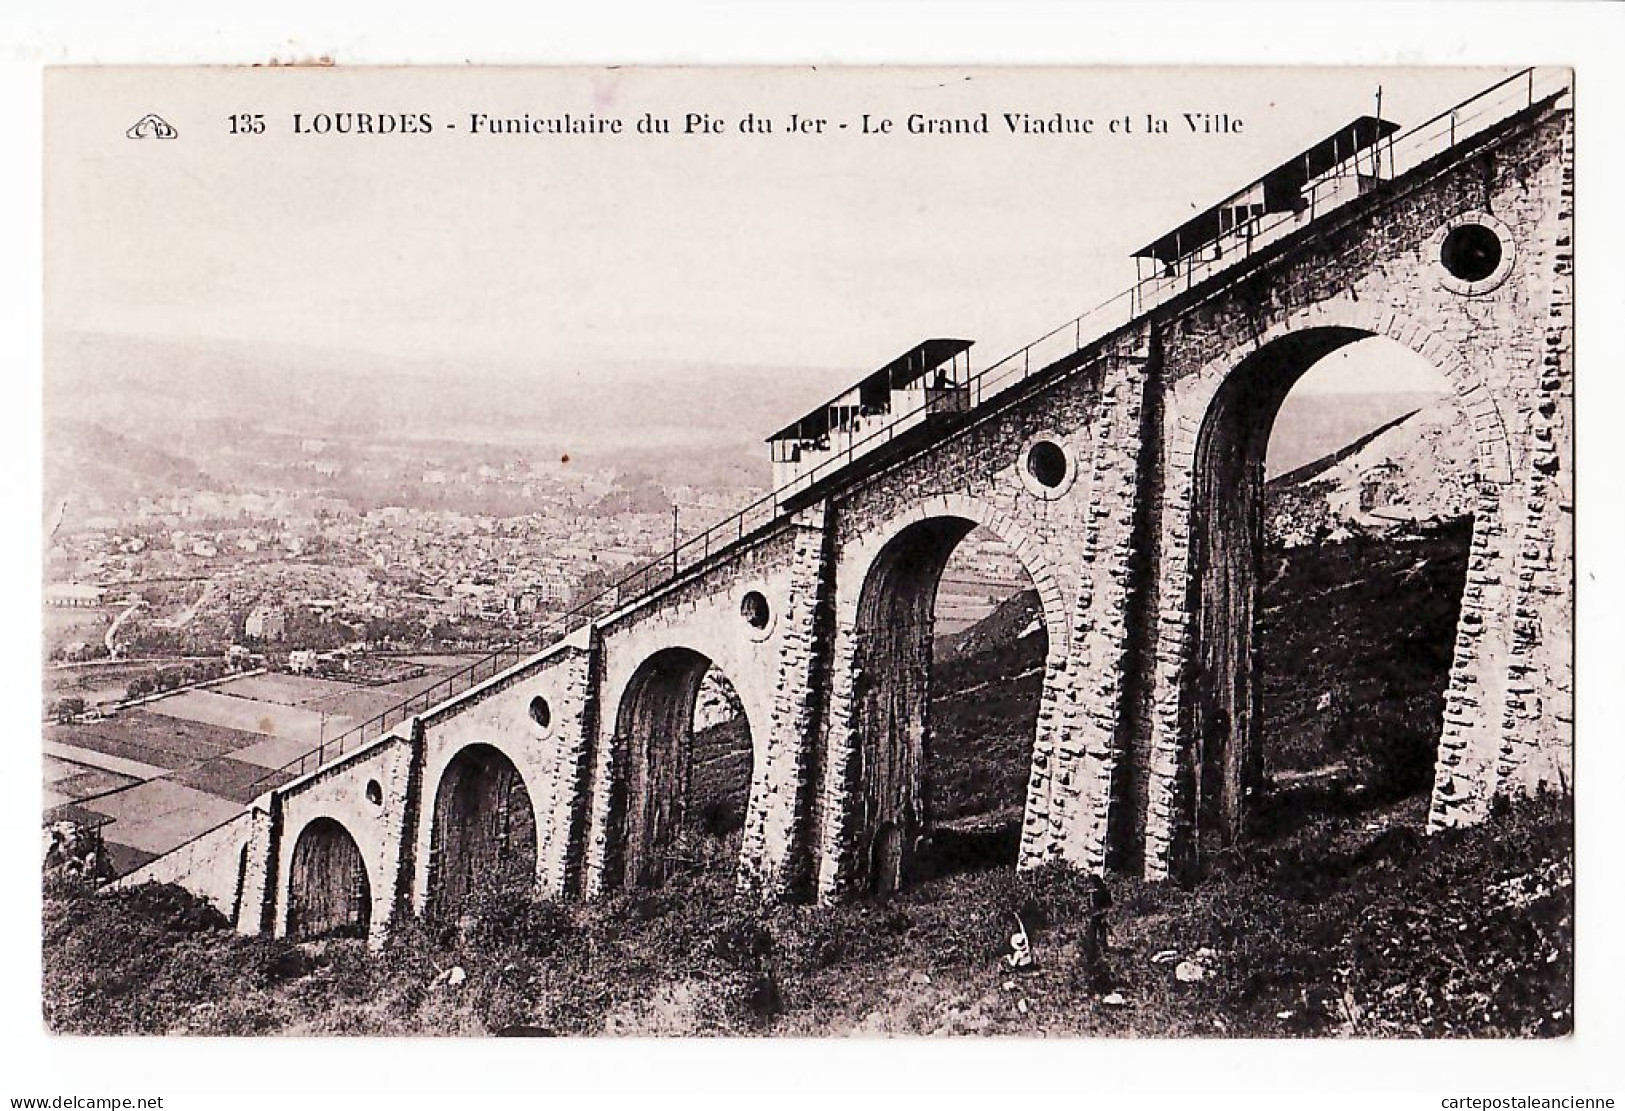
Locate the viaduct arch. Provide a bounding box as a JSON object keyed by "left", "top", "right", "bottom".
{"left": 1157, "top": 322, "right": 1504, "bottom": 876}
{"left": 1141, "top": 276, "right": 1536, "bottom": 879}
{"left": 285, "top": 816, "right": 372, "bottom": 941}
{"left": 598, "top": 646, "right": 759, "bottom": 892}
{"left": 818, "top": 494, "right": 1067, "bottom": 897}
{"left": 426, "top": 742, "right": 539, "bottom": 916}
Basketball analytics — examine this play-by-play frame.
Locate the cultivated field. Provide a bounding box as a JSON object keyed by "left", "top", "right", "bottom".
{"left": 43, "top": 655, "right": 481, "bottom": 874}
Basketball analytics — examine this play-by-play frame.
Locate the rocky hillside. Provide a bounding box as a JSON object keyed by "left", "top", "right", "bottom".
{"left": 1265, "top": 395, "right": 1477, "bottom": 548}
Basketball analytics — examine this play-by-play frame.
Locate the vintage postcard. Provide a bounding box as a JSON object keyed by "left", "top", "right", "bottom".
{"left": 38, "top": 63, "right": 1574, "bottom": 1045}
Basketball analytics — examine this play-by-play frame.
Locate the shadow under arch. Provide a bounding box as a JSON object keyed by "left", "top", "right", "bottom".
{"left": 845, "top": 513, "right": 1050, "bottom": 897}
{"left": 286, "top": 815, "right": 371, "bottom": 941}
{"left": 427, "top": 742, "right": 538, "bottom": 917}
{"left": 603, "top": 646, "right": 755, "bottom": 891}
{"left": 1179, "top": 325, "right": 1477, "bottom": 875}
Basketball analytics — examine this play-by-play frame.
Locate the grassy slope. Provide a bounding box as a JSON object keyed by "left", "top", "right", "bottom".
{"left": 42, "top": 792, "right": 1571, "bottom": 1037}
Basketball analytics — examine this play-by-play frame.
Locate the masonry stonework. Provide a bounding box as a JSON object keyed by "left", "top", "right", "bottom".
{"left": 132, "top": 93, "right": 1571, "bottom": 946}
{"left": 111, "top": 810, "right": 252, "bottom": 920}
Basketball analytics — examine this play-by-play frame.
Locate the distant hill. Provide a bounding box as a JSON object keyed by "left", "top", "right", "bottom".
{"left": 45, "top": 329, "right": 845, "bottom": 448}
{"left": 46, "top": 332, "right": 1481, "bottom": 529}
{"left": 44, "top": 418, "right": 223, "bottom": 519}
{"left": 936, "top": 588, "right": 1043, "bottom": 665}
{"left": 43, "top": 329, "right": 866, "bottom": 511}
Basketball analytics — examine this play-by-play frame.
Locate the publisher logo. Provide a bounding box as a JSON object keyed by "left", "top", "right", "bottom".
{"left": 125, "top": 114, "right": 177, "bottom": 140}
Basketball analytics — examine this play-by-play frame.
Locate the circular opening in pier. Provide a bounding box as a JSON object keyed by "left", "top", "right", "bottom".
{"left": 740, "top": 590, "right": 771, "bottom": 630}
{"left": 1440, "top": 222, "right": 1503, "bottom": 283}
{"left": 529, "top": 695, "right": 552, "bottom": 730}
{"left": 1025, "top": 439, "right": 1069, "bottom": 490}
{"left": 365, "top": 779, "right": 383, "bottom": 806}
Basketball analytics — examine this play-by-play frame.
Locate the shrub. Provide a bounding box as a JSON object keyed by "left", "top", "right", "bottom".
{"left": 113, "top": 882, "right": 230, "bottom": 933}
{"left": 456, "top": 883, "right": 579, "bottom": 959}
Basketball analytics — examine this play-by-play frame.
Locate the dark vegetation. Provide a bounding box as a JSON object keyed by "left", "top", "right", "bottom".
{"left": 49, "top": 696, "right": 87, "bottom": 723}
{"left": 689, "top": 716, "right": 753, "bottom": 842}
{"left": 123, "top": 656, "right": 248, "bottom": 701}
{"left": 43, "top": 791, "right": 1570, "bottom": 1036}
{"left": 932, "top": 590, "right": 1045, "bottom": 826}
{"left": 42, "top": 519, "right": 1571, "bottom": 1036}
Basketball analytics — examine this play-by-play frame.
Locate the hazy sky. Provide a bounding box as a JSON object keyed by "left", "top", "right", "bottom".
{"left": 45, "top": 66, "right": 1504, "bottom": 398}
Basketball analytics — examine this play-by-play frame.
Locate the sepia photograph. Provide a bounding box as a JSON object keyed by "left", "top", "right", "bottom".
{"left": 32, "top": 60, "right": 1579, "bottom": 1046}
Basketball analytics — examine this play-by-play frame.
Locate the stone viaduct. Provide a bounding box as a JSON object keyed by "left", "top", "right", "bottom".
{"left": 119, "top": 71, "right": 1573, "bottom": 947}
